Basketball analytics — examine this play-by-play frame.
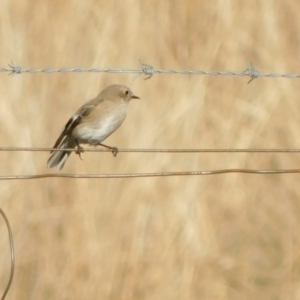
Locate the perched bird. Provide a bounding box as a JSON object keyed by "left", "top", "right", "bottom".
{"left": 47, "top": 84, "right": 139, "bottom": 170}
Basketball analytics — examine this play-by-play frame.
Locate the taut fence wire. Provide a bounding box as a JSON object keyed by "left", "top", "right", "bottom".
{"left": 1, "top": 169, "right": 300, "bottom": 181}
{"left": 1, "top": 61, "right": 300, "bottom": 82}
{"left": 1, "top": 146, "right": 300, "bottom": 153}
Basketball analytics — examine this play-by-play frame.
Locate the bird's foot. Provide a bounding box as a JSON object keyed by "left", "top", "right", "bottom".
{"left": 98, "top": 143, "right": 118, "bottom": 157}
{"left": 111, "top": 147, "right": 118, "bottom": 157}
{"left": 75, "top": 145, "right": 84, "bottom": 160}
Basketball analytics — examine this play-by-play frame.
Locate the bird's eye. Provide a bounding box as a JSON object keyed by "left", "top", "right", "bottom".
{"left": 125, "top": 90, "right": 129, "bottom": 95}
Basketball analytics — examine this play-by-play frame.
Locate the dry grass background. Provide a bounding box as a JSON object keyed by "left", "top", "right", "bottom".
{"left": 1, "top": 1, "right": 300, "bottom": 299}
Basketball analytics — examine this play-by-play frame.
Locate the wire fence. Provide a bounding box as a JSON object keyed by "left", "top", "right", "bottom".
{"left": 1, "top": 60, "right": 300, "bottom": 298}
{"left": 2, "top": 61, "right": 300, "bottom": 83}
{"left": 0, "top": 146, "right": 299, "bottom": 179}
{"left": 0, "top": 60, "right": 299, "bottom": 179}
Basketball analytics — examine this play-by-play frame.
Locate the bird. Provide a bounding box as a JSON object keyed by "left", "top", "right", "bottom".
{"left": 47, "top": 84, "right": 140, "bottom": 170}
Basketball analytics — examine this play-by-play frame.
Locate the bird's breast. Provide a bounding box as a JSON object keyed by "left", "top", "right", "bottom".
{"left": 71, "top": 102, "right": 128, "bottom": 144}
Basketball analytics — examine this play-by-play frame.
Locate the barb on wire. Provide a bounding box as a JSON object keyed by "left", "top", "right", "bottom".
{"left": 8, "top": 62, "right": 22, "bottom": 77}
{"left": 0, "top": 208, "right": 14, "bottom": 300}
{"left": 2, "top": 61, "right": 300, "bottom": 81}
{"left": 1, "top": 146, "right": 300, "bottom": 153}
{"left": 0, "top": 169, "right": 300, "bottom": 180}
{"left": 246, "top": 62, "right": 259, "bottom": 84}
{"left": 140, "top": 60, "right": 154, "bottom": 80}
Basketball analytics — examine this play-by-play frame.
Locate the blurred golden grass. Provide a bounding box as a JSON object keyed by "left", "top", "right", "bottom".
{"left": 1, "top": 1, "right": 300, "bottom": 299}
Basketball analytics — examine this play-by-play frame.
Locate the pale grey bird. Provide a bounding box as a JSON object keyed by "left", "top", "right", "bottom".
{"left": 47, "top": 84, "right": 139, "bottom": 170}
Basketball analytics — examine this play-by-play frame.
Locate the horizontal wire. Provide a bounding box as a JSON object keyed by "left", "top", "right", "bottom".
{"left": 2, "top": 61, "right": 300, "bottom": 82}
{"left": 1, "top": 169, "right": 300, "bottom": 180}
{"left": 0, "top": 147, "right": 300, "bottom": 153}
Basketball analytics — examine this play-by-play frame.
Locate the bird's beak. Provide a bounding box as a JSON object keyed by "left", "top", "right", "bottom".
{"left": 132, "top": 95, "right": 140, "bottom": 99}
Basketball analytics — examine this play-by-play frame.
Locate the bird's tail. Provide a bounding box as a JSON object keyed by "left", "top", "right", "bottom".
{"left": 47, "top": 136, "right": 76, "bottom": 170}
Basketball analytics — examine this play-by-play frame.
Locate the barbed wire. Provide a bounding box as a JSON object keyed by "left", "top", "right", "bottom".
{"left": 0, "top": 208, "right": 14, "bottom": 300}
{"left": 1, "top": 146, "right": 300, "bottom": 153}
{"left": 0, "top": 169, "right": 300, "bottom": 180}
{"left": 1, "top": 61, "right": 300, "bottom": 82}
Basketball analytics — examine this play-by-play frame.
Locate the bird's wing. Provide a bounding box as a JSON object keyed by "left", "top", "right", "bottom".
{"left": 51, "top": 98, "right": 105, "bottom": 151}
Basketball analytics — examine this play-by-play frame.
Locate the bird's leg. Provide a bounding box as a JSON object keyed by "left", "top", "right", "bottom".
{"left": 75, "top": 140, "right": 84, "bottom": 160}
{"left": 98, "top": 143, "right": 119, "bottom": 157}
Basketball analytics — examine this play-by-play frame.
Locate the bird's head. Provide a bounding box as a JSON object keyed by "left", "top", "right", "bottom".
{"left": 101, "top": 84, "right": 140, "bottom": 102}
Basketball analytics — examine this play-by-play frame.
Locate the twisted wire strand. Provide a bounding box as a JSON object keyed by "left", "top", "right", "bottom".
{"left": 2, "top": 61, "right": 300, "bottom": 81}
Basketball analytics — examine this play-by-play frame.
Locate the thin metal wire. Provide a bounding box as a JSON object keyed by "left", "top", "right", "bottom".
{"left": 0, "top": 208, "right": 15, "bottom": 300}
{"left": 0, "top": 169, "right": 300, "bottom": 180}
{"left": 0, "top": 147, "right": 300, "bottom": 153}
{"left": 2, "top": 61, "right": 300, "bottom": 81}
